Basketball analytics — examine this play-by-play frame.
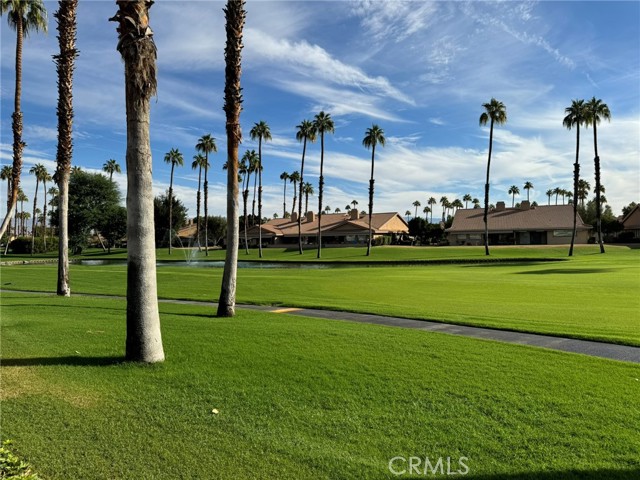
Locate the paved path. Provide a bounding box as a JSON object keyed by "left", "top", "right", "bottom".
{"left": 3, "top": 289, "right": 639, "bottom": 364}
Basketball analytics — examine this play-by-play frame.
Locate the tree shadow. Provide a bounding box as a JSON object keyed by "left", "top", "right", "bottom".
{"left": 1, "top": 356, "right": 123, "bottom": 367}
{"left": 515, "top": 268, "right": 616, "bottom": 275}
{"left": 403, "top": 468, "right": 639, "bottom": 480}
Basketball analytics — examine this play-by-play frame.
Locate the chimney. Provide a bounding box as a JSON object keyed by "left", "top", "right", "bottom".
{"left": 306, "top": 211, "right": 315, "bottom": 222}
{"left": 291, "top": 212, "right": 298, "bottom": 222}
{"left": 520, "top": 200, "right": 531, "bottom": 210}
{"left": 495, "top": 201, "right": 506, "bottom": 211}
{"left": 350, "top": 209, "right": 359, "bottom": 220}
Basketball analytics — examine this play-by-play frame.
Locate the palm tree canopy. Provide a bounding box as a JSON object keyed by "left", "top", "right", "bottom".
{"left": 164, "top": 148, "right": 184, "bottom": 167}
{"left": 103, "top": 158, "right": 121, "bottom": 175}
{"left": 524, "top": 181, "right": 534, "bottom": 190}
{"left": 428, "top": 197, "right": 437, "bottom": 206}
{"left": 463, "top": 193, "right": 472, "bottom": 202}
{"left": 479, "top": 98, "right": 507, "bottom": 126}
{"left": 29, "top": 163, "right": 47, "bottom": 180}
{"left": 412, "top": 200, "right": 421, "bottom": 207}
{"left": 584, "top": 97, "right": 611, "bottom": 127}
{"left": 192, "top": 153, "right": 208, "bottom": 170}
{"left": 439, "top": 196, "right": 448, "bottom": 205}
{"left": 563, "top": 99, "right": 588, "bottom": 130}
{"left": 362, "top": 124, "right": 385, "bottom": 150}
{"left": 296, "top": 119, "right": 317, "bottom": 143}
{"left": 313, "top": 111, "right": 335, "bottom": 135}
{"left": 250, "top": 121, "right": 272, "bottom": 143}
{"left": 289, "top": 171, "right": 300, "bottom": 183}
{"left": 508, "top": 185, "right": 520, "bottom": 195}
{"left": 196, "top": 134, "right": 217, "bottom": 155}
{"left": 280, "top": 171, "right": 289, "bottom": 181}
{"left": 1, "top": 0, "right": 48, "bottom": 36}
{"left": 303, "top": 182, "right": 314, "bottom": 195}
{"left": 0, "top": 165, "right": 12, "bottom": 180}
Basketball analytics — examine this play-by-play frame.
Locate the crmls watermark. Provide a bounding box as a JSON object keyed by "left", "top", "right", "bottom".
{"left": 388, "top": 456, "right": 469, "bottom": 476}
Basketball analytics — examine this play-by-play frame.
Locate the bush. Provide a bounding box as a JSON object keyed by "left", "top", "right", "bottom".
{"left": 8, "top": 237, "right": 58, "bottom": 254}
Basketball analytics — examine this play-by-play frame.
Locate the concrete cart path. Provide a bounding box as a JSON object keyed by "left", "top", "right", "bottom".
{"left": 3, "top": 289, "right": 639, "bottom": 364}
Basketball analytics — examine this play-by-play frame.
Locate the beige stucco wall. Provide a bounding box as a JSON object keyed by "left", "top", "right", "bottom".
{"left": 546, "top": 229, "right": 591, "bottom": 245}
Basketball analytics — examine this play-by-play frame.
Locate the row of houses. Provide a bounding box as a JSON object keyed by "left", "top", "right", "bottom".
{"left": 178, "top": 202, "right": 640, "bottom": 247}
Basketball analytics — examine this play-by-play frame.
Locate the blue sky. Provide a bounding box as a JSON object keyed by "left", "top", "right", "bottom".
{"left": 1, "top": 0, "right": 639, "bottom": 222}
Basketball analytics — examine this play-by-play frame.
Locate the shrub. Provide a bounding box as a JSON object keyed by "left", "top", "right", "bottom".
{"left": 8, "top": 237, "right": 58, "bottom": 254}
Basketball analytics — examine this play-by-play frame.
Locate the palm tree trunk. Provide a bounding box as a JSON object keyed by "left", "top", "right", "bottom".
{"left": 112, "top": 0, "right": 164, "bottom": 363}
{"left": 258, "top": 137, "right": 263, "bottom": 258}
{"left": 0, "top": 17, "right": 25, "bottom": 240}
{"left": 196, "top": 167, "right": 201, "bottom": 250}
{"left": 57, "top": 169, "right": 71, "bottom": 295}
{"left": 204, "top": 163, "right": 209, "bottom": 256}
{"left": 282, "top": 179, "right": 287, "bottom": 218}
{"left": 317, "top": 132, "right": 324, "bottom": 259}
{"left": 30, "top": 180, "right": 40, "bottom": 255}
{"left": 168, "top": 162, "right": 174, "bottom": 255}
{"left": 568, "top": 126, "right": 580, "bottom": 257}
{"left": 366, "top": 143, "right": 376, "bottom": 256}
{"left": 243, "top": 188, "right": 249, "bottom": 254}
{"left": 483, "top": 120, "right": 494, "bottom": 256}
{"left": 217, "top": 0, "right": 245, "bottom": 317}
{"left": 593, "top": 122, "right": 605, "bottom": 253}
{"left": 298, "top": 138, "right": 307, "bottom": 254}
{"left": 251, "top": 169, "right": 257, "bottom": 224}
{"left": 42, "top": 182, "right": 48, "bottom": 249}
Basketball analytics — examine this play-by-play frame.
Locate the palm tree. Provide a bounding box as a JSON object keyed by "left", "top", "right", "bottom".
{"left": 479, "top": 98, "right": 507, "bottom": 255}
{"left": 195, "top": 134, "right": 217, "bottom": 256}
{"left": 428, "top": 197, "right": 437, "bottom": 222}
{"left": 452, "top": 198, "right": 463, "bottom": 212}
{"left": 241, "top": 150, "right": 257, "bottom": 254}
{"left": 563, "top": 99, "right": 588, "bottom": 256}
{"left": 295, "top": 119, "right": 317, "bottom": 254}
{"left": 0, "top": 0, "right": 47, "bottom": 240}
{"left": 249, "top": 153, "right": 260, "bottom": 224}
{"left": 423, "top": 206, "right": 430, "bottom": 221}
{"left": 279, "top": 171, "right": 289, "bottom": 218}
{"left": 303, "top": 182, "right": 314, "bottom": 215}
{"left": 546, "top": 189, "right": 553, "bottom": 205}
{"left": 191, "top": 153, "right": 208, "bottom": 250}
{"left": 577, "top": 179, "right": 591, "bottom": 207}
{"left": 405, "top": 210, "right": 411, "bottom": 222}
{"left": 553, "top": 187, "right": 562, "bottom": 205}
{"left": 289, "top": 170, "right": 300, "bottom": 216}
{"left": 334, "top": 207, "right": 341, "bottom": 213}
{"left": 17, "top": 188, "right": 27, "bottom": 236}
{"left": 110, "top": 0, "right": 164, "bottom": 362}
{"left": 560, "top": 188, "right": 568, "bottom": 205}
{"left": 324, "top": 205, "right": 331, "bottom": 214}
{"left": 462, "top": 193, "right": 472, "bottom": 209}
{"left": 439, "top": 196, "right": 449, "bottom": 221}
{"left": 53, "top": 0, "right": 77, "bottom": 296}
{"left": 1, "top": 165, "right": 13, "bottom": 242}
{"left": 412, "top": 200, "right": 421, "bottom": 219}
{"left": 41, "top": 171, "right": 51, "bottom": 247}
{"left": 363, "top": 124, "right": 385, "bottom": 256}
{"left": 103, "top": 158, "right": 121, "bottom": 182}
{"left": 250, "top": 120, "right": 271, "bottom": 258}
{"left": 217, "top": 0, "right": 245, "bottom": 317}
{"left": 522, "top": 181, "right": 534, "bottom": 202}
{"left": 565, "top": 191, "right": 573, "bottom": 204}
{"left": 585, "top": 97, "right": 611, "bottom": 253}
{"left": 163, "top": 148, "right": 183, "bottom": 254}
{"left": 508, "top": 185, "right": 520, "bottom": 207}
{"left": 472, "top": 198, "right": 480, "bottom": 209}
{"left": 29, "top": 163, "right": 46, "bottom": 254}
{"left": 313, "top": 111, "right": 334, "bottom": 258}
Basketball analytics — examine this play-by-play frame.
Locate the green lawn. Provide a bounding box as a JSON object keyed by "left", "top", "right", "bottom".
{"left": 2, "top": 245, "right": 639, "bottom": 345}
{"left": 1, "top": 293, "right": 639, "bottom": 479}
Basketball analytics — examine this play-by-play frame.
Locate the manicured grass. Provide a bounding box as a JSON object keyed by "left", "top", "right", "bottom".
{"left": 2, "top": 246, "right": 639, "bottom": 345}
{"left": 1, "top": 293, "right": 639, "bottom": 479}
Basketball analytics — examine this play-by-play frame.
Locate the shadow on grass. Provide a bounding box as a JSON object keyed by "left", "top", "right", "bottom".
{"left": 1, "top": 356, "right": 122, "bottom": 367}
{"left": 402, "top": 468, "right": 640, "bottom": 480}
{"left": 515, "top": 268, "right": 616, "bottom": 275}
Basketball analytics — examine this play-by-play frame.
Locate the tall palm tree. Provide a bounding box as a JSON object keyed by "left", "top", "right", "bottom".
{"left": 362, "top": 124, "right": 385, "bottom": 256}
{"left": 0, "top": 0, "right": 47, "bottom": 240}
{"left": 29, "top": 163, "right": 46, "bottom": 254}
{"left": 249, "top": 153, "right": 260, "bottom": 224}
{"left": 423, "top": 206, "right": 430, "bottom": 221}
{"left": 303, "top": 182, "right": 313, "bottom": 215}
{"left": 196, "top": 134, "right": 217, "bottom": 256}
{"left": 163, "top": 148, "right": 183, "bottom": 255}
{"left": 191, "top": 153, "right": 208, "bottom": 250}
{"left": 313, "top": 111, "right": 334, "bottom": 258}
{"left": 563, "top": 99, "right": 587, "bottom": 257}
{"left": 289, "top": 170, "right": 300, "bottom": 217}
{"left": 324, "top": 205, "right": 331, "bottom": 214}
{"left": 523, "top": 181, "right": 534, "bottom": 202}
{"left": 462, "top": 193, "right": 472, "bottom": 209}
{"left": 103, "top": 158, "right": 121, "bottom": 181}
{"left": 279, "top": 171, "right": 289, "bottom": 217}
{"left": 351, "top": 199, "right": 358, "bottom": 210}
{"left": 452, "top": 198, "right": 463, "bottom": 212}
{"left": 412, "top": 200, "right": 421, "bottom": 219}
{"left": 508, "top": 185, "right": 520, "bottom": 207}
{"left": 217, "top": 0, "right": 245, "bottom": 317}
{"left": 295, "top": 119, "right": 316, "bottom": 253}
{"left": 428, "top": 197, "right": 436, "bottom": 222}
{"left": 553, "top": 187, "right": 562, "bottom": 205}
{"left": 53, "top": 0, "right": 77, "bottom": 296}
{"left": 334, "top": 207, "right": 341, "bottom": 213}
{"left": 1, "top": 165, "right": 13, "bottom": 242}
{"left": 41, "top": 170, "right": 51, "bottom": 247}
{"left": 110, "top": 0, "right": 164, "bottom": 363}
{"left": 585, "top": 97, "right": 611, "bottom": 253}
{"left": 565, "top": 191, "right": 573, "bottom": 205}
{"left": 439, "top": 196, "right": 449, "bottom": 221}
{"left": 546, "top": 189, "right": 553, "bottom": 205}
{"left": 241, "top": 150, "right": 257, "bottom": 254}
{"left": 472, "top": 197, "right": 480, "bottom": 209}
{"left": 405, "top": 210, "right": 411, "bottom": 222}
{"left": 577, "top": 179, "right": 590, "bottom": 207}
{"left": 17, "top": 188, "right": 27, "bottom": 236}
{"left": 250, "top": 120, "right": 271, "bottom": 258}
{"left": 479, "top": 98, "right": 507, "bottom": 255}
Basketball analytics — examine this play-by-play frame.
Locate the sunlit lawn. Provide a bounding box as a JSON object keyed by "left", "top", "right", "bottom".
{"left": 1, "top": 293, "right": 639, "bottom": 479}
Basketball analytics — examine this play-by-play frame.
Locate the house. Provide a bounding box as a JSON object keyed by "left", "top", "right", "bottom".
{"left": 446, "top": 201, "right": 592, "bottom": 246}
{"left": 619, "top": 204, "right": 640, "bottom": 240}
{"left": 245, "top": 209, "right": 409, "bottom": 246}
